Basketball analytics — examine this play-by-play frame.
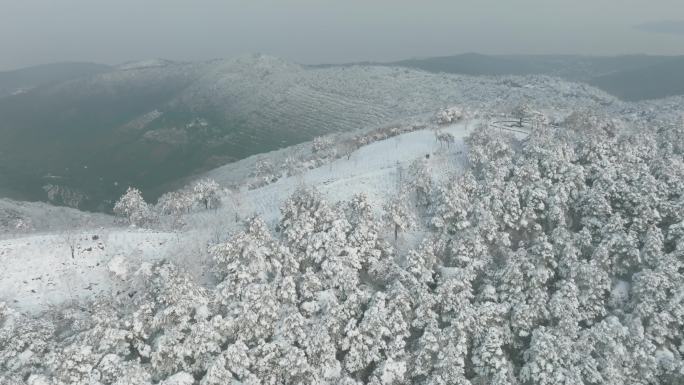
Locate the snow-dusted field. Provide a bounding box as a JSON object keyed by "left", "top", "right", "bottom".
{"left": 0, "top": 230, "right": 181, "bottom": 312}
{"left": 230, "top": 121, "right": 472, "bottom": 224}
{"left": 0, "top": 199, "right": 116, "bottom": 238}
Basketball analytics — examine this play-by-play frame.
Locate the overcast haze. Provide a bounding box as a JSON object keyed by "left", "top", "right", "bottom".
{"left": 1, "top": 0, "right": 684, "bottom": 70}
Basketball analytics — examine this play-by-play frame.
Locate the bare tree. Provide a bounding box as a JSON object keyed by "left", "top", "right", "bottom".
{"left": 435, "top": 130, "right": 456, "bottom": 148}
{"left": 61, "top": 229, "right": 78, "bottom": 259}
{"left": 227, "top": 187, "right": 244, "bottom": 223}
{"left": 340, "top": 138, "right": 361, "bottom": 160}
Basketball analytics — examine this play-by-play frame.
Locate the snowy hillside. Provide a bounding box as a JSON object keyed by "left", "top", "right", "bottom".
{"left": 208, "top": 122, "right": 471, "bottom": 220}
{"left": 1, "top": 99, "right": 683, "bottom": 385}
{"left": 0, "top": 117, "right": 475, "bottom": 313}
{"left": 0, "top": 199, "right": 116, "bottom": 237}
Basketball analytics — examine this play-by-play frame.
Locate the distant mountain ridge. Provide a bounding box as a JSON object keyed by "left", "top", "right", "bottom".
{"left": 589, "top": 56, "right": 684, "bottom": 101}
{"left": 339, "top": 53, "right": 684, "bottom": 101}
{"left": 0, "top": 62, "right": 112, "bottom": 98}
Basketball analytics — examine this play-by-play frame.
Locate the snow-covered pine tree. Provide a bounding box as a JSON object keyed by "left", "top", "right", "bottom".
{"left": 383, "top": 192, "right": 416, "bottom": 241}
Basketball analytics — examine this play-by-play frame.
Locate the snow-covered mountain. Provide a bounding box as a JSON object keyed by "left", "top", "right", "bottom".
{"left": 2, "top": 97, "right": 684, "bottom": 384}
{"left": 373, "top": 53, "right": 684, "bottom": 101}
{"left": 2, "top": 56, "right": 684, "bottom": 384}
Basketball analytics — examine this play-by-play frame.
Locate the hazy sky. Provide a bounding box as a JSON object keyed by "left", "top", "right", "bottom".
{"left": 1, "top": 0, "right": 683, "bottom": 70}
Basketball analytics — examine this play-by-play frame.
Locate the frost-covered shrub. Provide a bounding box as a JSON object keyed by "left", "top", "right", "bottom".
{"left": 155, "top": 179, "right": 220, "bottom": 223}
{"left": 312, "top": 136, "right": 334, "bottom": 154}
{"left": 192, "top": 179, "right": 221, "bottom": 209}
{"left": 113, "top": 187, "right": 152, "bottom": 226}
{"left": 435, "top": 106, "right": 464, "bottom": 125}
{"left": 282, "top": 156, "right": 306, "bottom": 177}
{"left": 250, "top": 159, "right": 278, "bottom": 188}
{"left": 156, "top": 190, "right": 193, "bottom": 216}
{"left": 14, "top": 218, "right": 33, "bottom": 232}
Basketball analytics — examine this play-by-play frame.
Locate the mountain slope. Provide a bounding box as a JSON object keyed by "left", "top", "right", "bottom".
{"left": 379, "top": 53, "right": 683, "bottom": 100}
{"left": 2, "top": 108, "right": 683, "bottom": 385}
{"left": 589, "top": 56, "right": 684, "bottom": 101}
{"left": 1, "top": 118, "right": 473, "bottom": 312}
{"left": 0, "top": 59, "right": 209, "bottom": 209}
{"left": 0, "top": 62, "right": 112, "bottom": 98}
{"left": 389, "top": 53, "right": 547, "bottom": 77}
{"left": 0, "top": 55, "right": 617, "bottom": 210}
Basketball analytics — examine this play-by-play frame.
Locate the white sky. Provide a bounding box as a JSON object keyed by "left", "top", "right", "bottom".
{"left": 1, "top": 0, "right": 683, "bottom": 70}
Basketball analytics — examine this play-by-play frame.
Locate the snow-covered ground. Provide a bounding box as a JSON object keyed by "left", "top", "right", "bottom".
{"left": 0, "top": 198, "right": 116, "bottom": 238}
{"left": 1, "top": 120, "right": 476, "bottom": 313}
{"left": 223, "top": 121, "right": 472, "bottom": 224}
{"left": 0, "top": 230, "right": 180, "bottom": 312}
